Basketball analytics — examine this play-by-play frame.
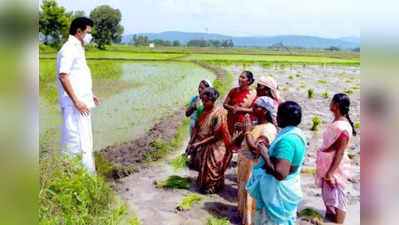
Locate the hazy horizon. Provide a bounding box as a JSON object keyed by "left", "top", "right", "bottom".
{"left": 51, "top": 0, "right": 360, "bottom": 39}
{"left": 123, "top": 30, "right": 360, "bottom": 39}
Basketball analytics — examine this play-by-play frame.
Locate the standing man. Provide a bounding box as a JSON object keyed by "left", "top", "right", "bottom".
{"left": 56, "top": 17, "right": 99, "bottom": 174}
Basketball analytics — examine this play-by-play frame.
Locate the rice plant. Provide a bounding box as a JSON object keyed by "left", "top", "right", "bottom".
{"left": 298, "top": 208, "right": 323, "bottom": 224}
{"left": 176, "top": 194, "right": 203, "bottom": 211}
{"left": 308, "top": 88, "right": 314, "bottom": 99}
{"left": 207, "top": 216, "right": 230, "bottom": 225}
{"left": 155, "top": 175, "right": 191, "bottom": 189}
{"left": 170, "top": 155, "right": 189, "bottom": 171}
{"left": 317, "top": 80, "right": 327, "bottom": 85}
{"left": 301, "top": 168, "right": 316, "bottom": 175}
{"left": 344, "top": 89, "right": 354, "bottom": 95}
{"left": 311, "top": 116, "right": 321, "bottom": 131}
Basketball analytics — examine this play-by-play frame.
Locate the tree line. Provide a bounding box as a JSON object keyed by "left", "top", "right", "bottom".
{"left": 131, "top": 35, "right": 234, "bottom": 48}
{"left": 39, "top": 0, "right": 123, "bottom": 49}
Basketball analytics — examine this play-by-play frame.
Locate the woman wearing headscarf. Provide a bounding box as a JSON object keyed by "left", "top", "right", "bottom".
{"left": 186, "top": 87, "right": 232, "bottom": 193}
{"left": 224, "top": 71, "right": 257, "bottom": 149}
{"left": 256, "top": 76, "right": 282, "bottom": 106}
{"left": 234, "top": 97, "right": 277, "bottom": 225}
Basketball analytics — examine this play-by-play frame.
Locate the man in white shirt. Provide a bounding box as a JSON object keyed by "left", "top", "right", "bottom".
{"left": 56, "top": 17, "right": 99, "bottom": 174}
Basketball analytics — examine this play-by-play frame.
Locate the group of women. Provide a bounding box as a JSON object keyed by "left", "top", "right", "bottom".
{"left": 184, "top": 71, "right": 356, "bottom": 225}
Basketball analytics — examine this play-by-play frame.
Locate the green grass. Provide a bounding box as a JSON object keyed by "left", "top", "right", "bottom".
{"left": 155, "top": 175, "right": 192, "bottom": 189}
{"left": 206, "top": 62, "right": 234, "bottom": 97}
{"left": 170, "top": 155, "right": 189, "bottom": 171}
{"left": 39, "top": 43, "right": 360, "bottom": 60}
{"left": 39, "top": 153, "right": 131, "bottom": 225}
{"left": 317, "top": 80, "right": 328, "bottom": 85}
{"left": 344, "top": 89, "right": 354, "bottom": 95}
{"left": 301, "top": 168, "right": 316, "bottom": 175}
{"left": 176, "top": 194, "right": 203, "bottom": 211}
{"left": 299, "top": 83, "right": 306, "bottom": 89}
{"left": 260, "top": 62, "right": 273, "bottom": 68}
{"left": 145, "top": 141, "right": 170, "bottom": 162}
{"left": 145, "top": 119, "right": 190, "bottom": 163}
{"left": 355, "top": 122, "right": 360, "bottom": 129}
{"left": 207, "top": 216, "right": 230, "bottom": 225}
{"left": 298, "top": 208, "right": 323, "bottom": 222}
{"left": 321, "top": 91, "right": 329, "bottom": 99}
{"left": 40, "top": 49, "right": 184, "bottom": 60}
{"left": 94, "top": 152, "right": 136, "bottom": 179}
{"left": 182, "top": 53, "right": 360, "bottom": 65}
{"left": 352, "top": 83, "right": 360, "bottom": 90}
{"left": 212, "top": 79, "right": 225, "bottom": 96}
{"left": 289, "top": 75, "right": 294, "bottom": 80}
{"left": 308, "top": 88, "right": 314, "bottom": 99}
{"left": 311, "top": 116, "right": 322, "bottom": 131}
{"left": 128, "top": 211, "right": 142, "bottom": 225}
{"left": 213, "top": 71, "right": 233, "bottom": 98}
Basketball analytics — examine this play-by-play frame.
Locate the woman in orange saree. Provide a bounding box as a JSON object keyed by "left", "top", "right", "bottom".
{"left": 187, "top": 87, "right": 232, "bottom": 194}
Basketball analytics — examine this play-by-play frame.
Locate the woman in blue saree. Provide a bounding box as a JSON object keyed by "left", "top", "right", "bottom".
{"left": 246, "top": 101, "right": 307, "bottom": 225}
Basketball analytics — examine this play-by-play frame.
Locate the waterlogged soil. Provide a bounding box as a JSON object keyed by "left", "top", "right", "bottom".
{"left": 110, "top": 64, "right": 360, "bottom": 225}
{"left": 39, "top": 61, "right": 215, "bottom": 152}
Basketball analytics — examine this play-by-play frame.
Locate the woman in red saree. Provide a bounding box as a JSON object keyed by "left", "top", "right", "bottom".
{"left": 224, "top": 71, "right": 257, "bottom": 149}
{"left": 186, "top": 87, "right": 232, "bottom": 194}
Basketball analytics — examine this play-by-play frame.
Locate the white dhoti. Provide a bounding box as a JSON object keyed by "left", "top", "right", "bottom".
{"left": 61, "top": 105, "right": 96, "bottom": 174}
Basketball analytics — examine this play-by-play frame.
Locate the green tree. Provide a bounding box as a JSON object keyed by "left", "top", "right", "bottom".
{"left": 325, "top": 46, "right": 340, "bottom": 51}
{"left": 71, "top": 10, "right": 85, "bottom": 20}
{"left": 173, "top": 40, "right": 180, "bottom": 47}
{"left": 131, "top": 35, "right": 149, "bottom": 46}
{"left": 39, "top": 0, "right": 71, "bottom": 47}
{"left": 89, "top": 5, "right": 123, "bottom": 49}
{"left": 209, "top": 40, "right": 221, "bottom": 47}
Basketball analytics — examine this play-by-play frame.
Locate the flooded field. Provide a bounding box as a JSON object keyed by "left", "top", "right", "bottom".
{"left": 39, "top": 61, "right": 215, "bottom": 152}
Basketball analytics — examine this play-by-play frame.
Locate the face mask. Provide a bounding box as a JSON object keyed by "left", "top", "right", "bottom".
{"left": 83, "top": 33, "right": 92, "bottom": 45}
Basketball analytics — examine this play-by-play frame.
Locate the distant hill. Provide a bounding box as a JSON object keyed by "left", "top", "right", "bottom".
{"left": 122, "top": 31, "right": 360, "bottom": 49}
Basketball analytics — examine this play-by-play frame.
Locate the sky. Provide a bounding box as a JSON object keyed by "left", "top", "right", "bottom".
{"left": 52, "top": 0, "right": 360, "bottom": 38}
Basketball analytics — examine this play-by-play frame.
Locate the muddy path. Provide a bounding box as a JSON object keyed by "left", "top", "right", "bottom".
{"left": 98, "top": 108, "right": 186, "bottom": 176}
